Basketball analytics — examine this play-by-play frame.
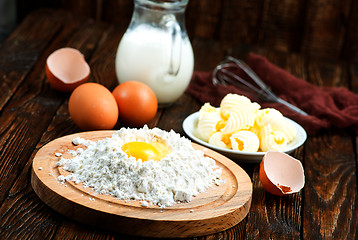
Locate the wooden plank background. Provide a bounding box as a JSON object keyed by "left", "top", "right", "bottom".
{"left": 15, "top": 0, "right": 358, "bottom": 61}
{"left": 0, "top": 7, "right": 357, "bottom": 239}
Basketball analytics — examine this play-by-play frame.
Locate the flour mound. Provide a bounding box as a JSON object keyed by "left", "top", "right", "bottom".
{"left": 57, "top": 126, "right": 222, "bottom": 207}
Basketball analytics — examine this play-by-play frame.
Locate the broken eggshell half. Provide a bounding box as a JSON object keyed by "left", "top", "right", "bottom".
{"left": 259, "top": 151, "right": 305, "bottom": 196}
{"left": 46, "top": 47, "right": 90, "bottom": 92}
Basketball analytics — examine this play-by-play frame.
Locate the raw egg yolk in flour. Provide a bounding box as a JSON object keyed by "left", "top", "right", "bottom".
{"left": 121, "top": 142, "right": 170, "bottom": 162}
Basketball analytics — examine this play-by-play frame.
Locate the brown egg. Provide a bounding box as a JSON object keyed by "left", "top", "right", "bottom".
{"left": 112, "top": 81, "right": 158, "bottom": 127}
{"left": 68, "top": 83, "right": 118, "bottom": 130}
{"left": 46, "top": 47, "right": 90, "bottom": 92}
{"left": 259, "top": 151, "right": 305, "bottom": 196}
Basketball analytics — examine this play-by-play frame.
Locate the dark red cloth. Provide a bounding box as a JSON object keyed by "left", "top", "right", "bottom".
{"left": 186, "top": 53, "right": 358, "bottom": 135}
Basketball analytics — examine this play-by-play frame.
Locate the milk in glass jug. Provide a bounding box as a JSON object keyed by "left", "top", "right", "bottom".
{"left": 115, "top": 0, "right": 194, "bottom": 107}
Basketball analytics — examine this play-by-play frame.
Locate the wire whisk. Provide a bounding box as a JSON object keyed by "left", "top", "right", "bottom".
{"left": 212, "top": 56, "right": 308, "bottom": 116}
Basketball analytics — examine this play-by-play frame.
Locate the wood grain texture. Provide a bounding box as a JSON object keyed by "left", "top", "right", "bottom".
{"left": 219, "top": 0, "right": 262, "bottom": 46}
{"left": 234, "top": 50, "right": 305, "bottom": 240}
{"left": 186, "top": 0, "right": 222, "bottom": 40}
{"left": 302, "top": 0, "right": 351, "bottom": 59}
{"left": 0, "top": 9, "right": 106, "bottom": 206}
{"left": 0, "top": 9, "right": 110, "bottom": 240}
{"left": 0, "top": 9, "right": 60, "bottom": 111}
{"left": 14, "top": 0, "right": 358, "bottom": 60}
{"left": 344, "top": 0, "right": 358, "bottom": 59}
{"left": 303, "top": 130, "right": 357, "bottom": 239}
{"left": 258, "top": 0, "right": 306, "bottom": 53}
{"left": 350, "top": 61, "right": 358, "bottom": 94}
{"left": 302, "top": 47, "right": 357, "bottom": 239}
{"left": 31, "top": 131, "right": 252, "bottom": 238}
{"left": 0, "top": 7, "right": 357, "bottom": 240}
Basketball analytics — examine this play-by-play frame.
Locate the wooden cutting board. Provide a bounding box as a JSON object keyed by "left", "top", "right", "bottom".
{"left": 31, "top": 131, "right": 252, "bottom": 238}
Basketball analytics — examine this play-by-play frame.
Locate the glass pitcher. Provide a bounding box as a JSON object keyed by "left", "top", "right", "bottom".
{"left": 115, "top": 0, "right": 194, "bottom": 107}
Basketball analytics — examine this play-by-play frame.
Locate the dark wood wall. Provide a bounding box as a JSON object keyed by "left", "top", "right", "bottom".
{"left": 17, "top": 0, "right": 358, "bottom": 61}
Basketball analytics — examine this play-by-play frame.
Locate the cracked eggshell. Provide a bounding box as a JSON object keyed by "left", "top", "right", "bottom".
{"left": 259, "top": 151, "right": 305, "bottom": 196}
{"left": 46, "top": 47, "right": 90, "bottom": 92}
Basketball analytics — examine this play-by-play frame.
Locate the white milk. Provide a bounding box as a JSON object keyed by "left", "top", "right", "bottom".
{"left": 115, "top": 24, "right": 194, "bottom": 106}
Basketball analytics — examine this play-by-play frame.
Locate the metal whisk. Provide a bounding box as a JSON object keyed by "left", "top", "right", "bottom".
{"left": 212, "top": 56, "right": 308, "bottom": 116}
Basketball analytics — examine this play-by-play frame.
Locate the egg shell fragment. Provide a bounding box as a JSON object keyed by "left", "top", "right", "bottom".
{"left": 259, "top": 151, "right": 305, "bottom": 196}
{"left": 46, "top": 47, "right": 90, "bottom": 92}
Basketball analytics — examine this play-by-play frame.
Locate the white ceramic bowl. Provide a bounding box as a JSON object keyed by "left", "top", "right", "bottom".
{"left": 182, "top": 111, "right": 307, "bottom": 163}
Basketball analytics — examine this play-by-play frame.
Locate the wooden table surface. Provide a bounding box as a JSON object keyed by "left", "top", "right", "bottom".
{"left": 0, "top": 9, "right": 357, "bottom": 240}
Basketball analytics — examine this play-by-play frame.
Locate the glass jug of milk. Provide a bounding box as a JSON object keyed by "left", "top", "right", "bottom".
{"left": 115, "top": 0, "right": 194, "bottom": 107}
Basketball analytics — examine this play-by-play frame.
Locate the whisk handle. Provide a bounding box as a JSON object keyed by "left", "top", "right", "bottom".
{"left": 277, "top": 98, "right": 308, "bottom": 116}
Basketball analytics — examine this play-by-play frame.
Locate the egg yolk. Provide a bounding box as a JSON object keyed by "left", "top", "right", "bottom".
{"left": 121, "top": 141, "right": 170, "bottom": 161}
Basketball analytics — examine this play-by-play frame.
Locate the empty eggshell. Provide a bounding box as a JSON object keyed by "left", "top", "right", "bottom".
{"left": 46, "top": 47, "right": 90, "bottom": 92}
{"left": 259, "top": 151, "right": 305, "bottom": 196}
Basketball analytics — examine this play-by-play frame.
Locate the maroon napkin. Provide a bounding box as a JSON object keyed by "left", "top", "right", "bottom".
{"left": 186, "top": 53, "right": 358, "bottom": 135}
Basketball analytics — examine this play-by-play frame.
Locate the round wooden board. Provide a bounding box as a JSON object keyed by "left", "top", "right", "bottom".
{"left": 31, "top": 130, "right": 252, "bottom": 238}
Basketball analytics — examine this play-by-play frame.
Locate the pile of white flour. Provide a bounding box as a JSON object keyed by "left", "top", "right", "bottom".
{"left": 56, "top": 126, "right": 222, "bottom": 207}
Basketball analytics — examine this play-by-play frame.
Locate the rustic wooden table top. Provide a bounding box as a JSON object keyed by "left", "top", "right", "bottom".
{"left": 0, "top": 9, "right": 357, "bottom": 240}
